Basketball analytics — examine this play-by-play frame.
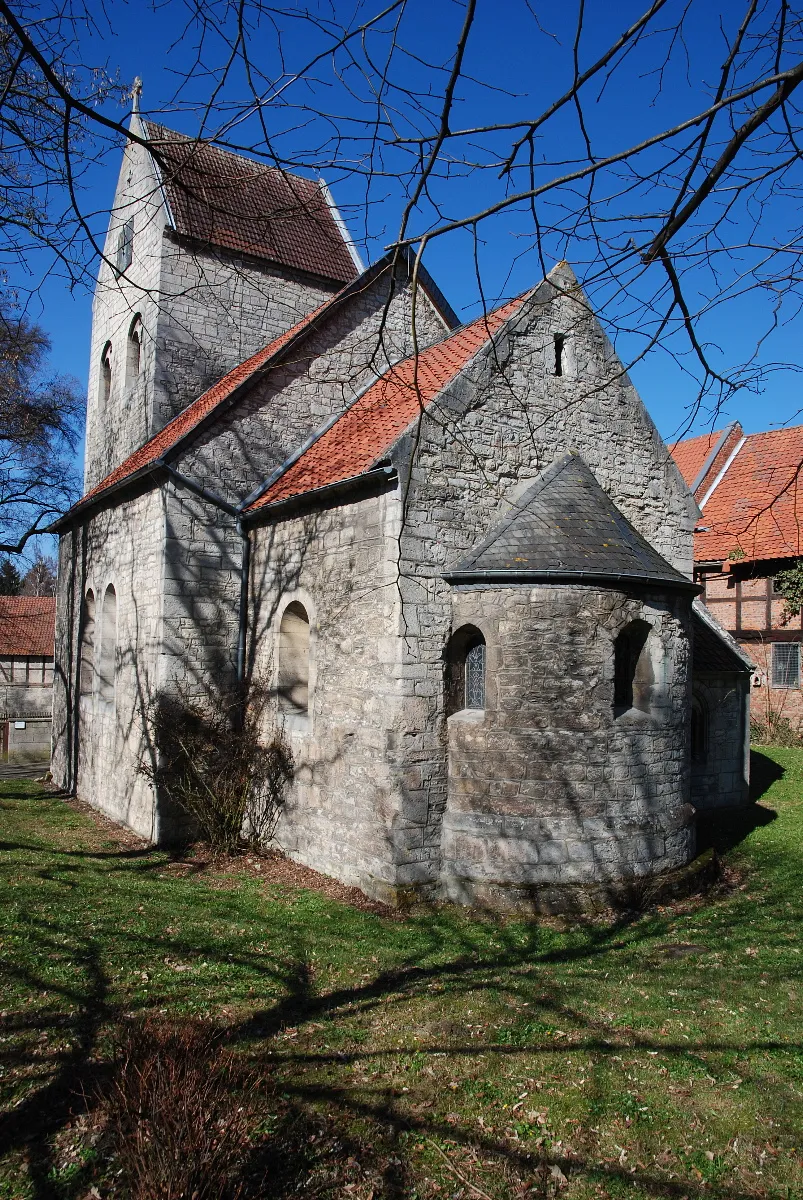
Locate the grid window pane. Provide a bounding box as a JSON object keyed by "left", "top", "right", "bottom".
{"left": 465, "top": 641, "right": 486, "bottom": 710}
{"left": 772, "top": 643, "right": 800, "bottom": 688}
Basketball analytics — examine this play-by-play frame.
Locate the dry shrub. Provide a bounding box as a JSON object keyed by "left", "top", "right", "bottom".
{"left": 101, "top": 1017, "right": 257, "bottom": 1200}
{"left": 750, "top": 712, "right": 803, "bottom": 748}
{"left": 144, "top": 680, "right": 293, "bottom": 853}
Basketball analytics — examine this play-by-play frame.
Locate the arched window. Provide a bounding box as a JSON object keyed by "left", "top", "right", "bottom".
{"left": 126, "top": 315, "right": 142, "bottom": 383}
{"left": 116, "top": 217, "right": 134, "bottom": 274}
{"left": 613, "top": 619, "right": 653, "bottom": 715}
{"left": 278, "top": 601, "right": 310, "bottom": 715}
{"left": 691, "top": 695, "right": 708, "bottom": 762}
{"left": 446, "top": 625, "right": 487, "bottom": 715}
{"left": 79, "top": 590, "right": 95, "bottom": 696}
{"left": 98, "top": 584, "right": 117, "bottom": 705}
{"left": 99, "top": 342, "right": 112, "bottom": 410}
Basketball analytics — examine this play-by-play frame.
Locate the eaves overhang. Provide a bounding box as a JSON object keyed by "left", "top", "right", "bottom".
{"left": 444, "top": 567, "right": 700, "bottom": 594}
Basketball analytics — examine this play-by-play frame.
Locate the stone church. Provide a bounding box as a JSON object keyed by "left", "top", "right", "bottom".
{"left": 51, "top": 115, "right": 752, "bottom": 910}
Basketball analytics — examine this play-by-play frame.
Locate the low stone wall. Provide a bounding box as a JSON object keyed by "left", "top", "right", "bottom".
{"left": 3, "top": 716, "right": 51, "bottom": 763}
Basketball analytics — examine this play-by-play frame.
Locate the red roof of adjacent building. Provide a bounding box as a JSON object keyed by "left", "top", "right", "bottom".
{"left": 247, "top": 292, "right": 531, "bottom": 512}
{"left": 0, "top": 597, "right": 56, "bottom": 657}
{"left": 670, "top": 425, "right": 803, "bottom": 564}
{"left": 143, "top": 122, "right": 360, "bottom": 284}
{"left": 668, "top": 430, "right": 721, "bottom": 489}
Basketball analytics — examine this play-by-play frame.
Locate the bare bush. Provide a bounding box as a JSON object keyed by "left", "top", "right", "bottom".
{"left": 100, "top": 1018, "right": 257, "bottom": 1200}
{"left": 143, "top": 681, "right": 294, "bottom": 854}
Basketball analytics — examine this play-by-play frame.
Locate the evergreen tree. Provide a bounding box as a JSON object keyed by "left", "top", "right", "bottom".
{"left": 0, "top": 556, "right": 22, "bottom": 595}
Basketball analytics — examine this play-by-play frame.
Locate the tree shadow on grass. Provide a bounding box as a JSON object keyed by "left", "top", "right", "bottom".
{"left": 695, "top": 749, "right": 780, "bottom": 857}
{"left": 1, "top": 805, "right": 799, "bottom": 1200}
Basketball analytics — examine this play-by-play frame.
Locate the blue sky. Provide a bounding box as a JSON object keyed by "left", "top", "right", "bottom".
{"left": 18, "top": 0, "right": 803, "bottom": 450}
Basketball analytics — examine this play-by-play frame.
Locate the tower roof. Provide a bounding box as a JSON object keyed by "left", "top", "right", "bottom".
{"left": 445, "top": 452, "right": 695, "bottom": 591}
{"left": 142, "top": 121, "right": 361, "bottom": 284}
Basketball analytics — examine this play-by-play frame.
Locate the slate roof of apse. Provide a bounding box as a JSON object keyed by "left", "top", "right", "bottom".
{"left": 692, "top": 601, "right": 753, "bottom": 674}
{"left": 445, "top": 452, "right": 695, "bottom": 590}
{"left": 245, "top": 292, "right": 531, "bottom": 512}
{"left": 143, "top": 121, "right": 359, "bottom": 283}
{"left": 0, "top": 597, "right": 56, "bottom": 657}
{"left": 78, "top": 294, "right": 337, "bottom": 508}
{"left": 672, "top": 426, "right": 803, "bottom": 564}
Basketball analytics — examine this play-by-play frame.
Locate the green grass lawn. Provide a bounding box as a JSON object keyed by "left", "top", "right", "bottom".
{"left": 1, "top": 750, "right": 802, "bottom": 1199}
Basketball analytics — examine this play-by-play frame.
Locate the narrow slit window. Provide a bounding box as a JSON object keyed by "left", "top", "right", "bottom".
{"left": 80, "top": 590, "right": 95, "bottom": 696}
{"left": 116, "top": 218, "right": 134, "bottom": 274}
{"left": 99, "top": 342, "right": 112, "bottom": 410}
{"left": 446, "top": 625, "right": 487, "bottom": 715}
{"left": 465, "top": 639, "right": 486, "bottom": 710}
{"left": 554, "top": 332, "right": 565, "bottom": 377}
{"left": 98, "top": 585, "right": 117, "bottom": 705}
{"left": 127, "top": 315, "right": 142, "bottom": 383}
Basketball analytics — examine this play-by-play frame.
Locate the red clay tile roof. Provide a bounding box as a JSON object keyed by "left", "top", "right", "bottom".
{"left": 676, "top": 426, "right": 803, "bottom": 564}
{"left": 668, "top": 430, "right": 722, "bottom": 490}
{"left": 144, "top": 122, "right": 359, "bottom": 284}
{"left": 0, "top": 597, "right": 56, "bottom": 657}
{"left": 246, "top": 293, "right": 531, "bottom": 512}
{"left": 80, "top": 294, "right": 337, "bottom": 507}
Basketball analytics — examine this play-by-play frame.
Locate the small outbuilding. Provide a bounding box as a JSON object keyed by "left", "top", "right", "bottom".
{"left": 0, "top": 596, "right": 56, "bottom": 764}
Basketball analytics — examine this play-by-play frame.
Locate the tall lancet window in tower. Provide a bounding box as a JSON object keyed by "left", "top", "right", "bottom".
{"left": 116, "top": 218, "right": 133, "bottom": 274}
{"left": 99, "top": 342, "right": 112, "bottom": 411}
{"left": 127, "top": 315, "right": 143, "bottom": 384}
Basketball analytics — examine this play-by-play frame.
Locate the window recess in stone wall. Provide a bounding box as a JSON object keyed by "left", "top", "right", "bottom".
{"left": 99, "top": 343, "right": 112, "bottom": 411}
{"left": 80, "top": 590, "right": 95, "bottom": 696}
{"left": 554, "top": 333, "right": 566, "bottom": 377}
{"left": 772, "top": 641, "right": 800, "bottom": 689}
{"left": 116, "top": 218, "right": 133, "bottom": 275}
{"left": 278, "top": 601, "right": 310, "bottom": 721}
{"left": 98, "top": 585, "right": 117, "bottom": 706}
{"left": 691, "top": 694, "right": 708, "bottom": 762}
{"left": 126, "top": 315, "right": 143, "bottom": 385}
{"left": 613, "top": 619, "right": 653, "bottom": 717}
{"left": 446, "top": 625, "right": 486, "bottom": 715}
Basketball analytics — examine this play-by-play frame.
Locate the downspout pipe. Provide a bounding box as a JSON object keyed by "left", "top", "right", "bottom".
{"left": 236, "top": 517, "right": 250, "bottom": 688}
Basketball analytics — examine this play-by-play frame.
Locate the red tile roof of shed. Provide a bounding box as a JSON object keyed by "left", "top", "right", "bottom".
{"left": 80, "top": 294, "right": 336, "bottom": 507}
{"left": 144, "top": 122, "right": 359, "bottom": 284}
{"left": 692, "top": 426, "right": 803, "bottom": 563}
{"left": 0, "top": 597, "right": 56, "bottom": 657}
{"left": 247, "top": 292, "right": 531, "bottom": 512}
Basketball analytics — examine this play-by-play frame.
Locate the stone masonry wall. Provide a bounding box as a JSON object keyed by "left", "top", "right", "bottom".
{"left": 152, "top": 234, "right": 340, "bottom": 431}
{"left": 160, "top": 269, "right": 448, "bottom": 716}
{"left": 371, "top": 267, "right": 699, "bottom": 896}
{"left": 176, "top": 267, "right": 450, "bottom": 507}
{"left": 442, "top": 585, "right": 695, "bottom": 911}
{"left": 84, "top": 121, "right": 349, "bottom": 491}
{"left": 84, "top": 130, "right": 168, "bottom": 490}
{"left": 249, "top": 487, "right": 416, "bottom": 903}
{"left": 52, "top": 488, "right": 166, "bottom": 840}
{"left": 691, "top": 673, "right": 750, "bottom": 809}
